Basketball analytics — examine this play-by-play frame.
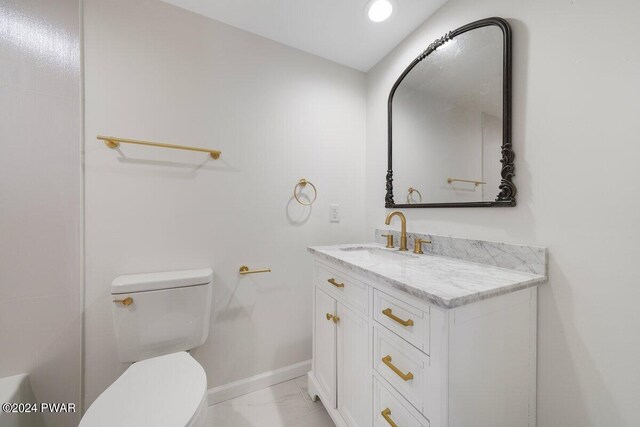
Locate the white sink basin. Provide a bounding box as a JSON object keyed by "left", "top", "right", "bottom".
{"left": 338, "top": 245, "right": 418, "bottom": 262}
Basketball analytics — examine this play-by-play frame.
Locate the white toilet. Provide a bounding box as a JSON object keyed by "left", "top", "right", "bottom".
{"left": 80, "top": 269, "right": 213, "bottom": 427}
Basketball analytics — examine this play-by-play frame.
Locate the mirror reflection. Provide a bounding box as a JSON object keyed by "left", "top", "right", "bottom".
{"left": 391, "top": 24, "right": 508, "bottom": 205}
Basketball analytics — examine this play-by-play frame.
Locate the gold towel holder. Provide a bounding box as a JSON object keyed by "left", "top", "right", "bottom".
{"left": 447, "top": 177, "right": 486, "bottom": 187}
{"left": 97, "top": 135, "right": 221, "bottom": 159}
{"left": 239, "top": 265, "right": 271, "bottom": 275}
{"left": 293, "top": 178, "right": 317, "bottom": 206}
{"left": 407, "top": 187, "right": 422, "bottom": 204}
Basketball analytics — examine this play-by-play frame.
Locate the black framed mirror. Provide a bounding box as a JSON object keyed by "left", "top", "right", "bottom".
{"left": 386, "top": 17, "right": 514, "bottom": 208}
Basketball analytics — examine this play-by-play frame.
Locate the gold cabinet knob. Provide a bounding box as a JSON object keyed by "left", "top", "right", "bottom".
{"left": 113, "top": 297, "right": 134, "bottom": 306}
{"left": 326, "top": 313, "right": 340, "bottom": 324}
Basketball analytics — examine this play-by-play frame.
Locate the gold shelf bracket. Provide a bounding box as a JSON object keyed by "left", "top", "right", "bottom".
{"left": 97, "top": 135, "right": 221, "bottom": 159}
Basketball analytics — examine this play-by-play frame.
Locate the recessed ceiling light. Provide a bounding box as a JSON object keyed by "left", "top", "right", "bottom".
{"left": 366, "top": 0, "right": 394, "bottom": 23}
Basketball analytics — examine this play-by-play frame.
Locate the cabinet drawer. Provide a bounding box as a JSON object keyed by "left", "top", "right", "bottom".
{"left": 374, "top": 377, "right": 429, "bottom": 427}
{"left": 374, "top": 326, "right": 429, "bottom": 415}
{"left": 316, "top": 264, "right": 368, "bottom": 315}
{"left": 374, "top": 290, "right": 429, "bottom": 354}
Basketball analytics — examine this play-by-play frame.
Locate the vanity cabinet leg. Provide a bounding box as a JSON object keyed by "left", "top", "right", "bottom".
{"left": 307, "top": 372, "right": 319, "bottom": 402}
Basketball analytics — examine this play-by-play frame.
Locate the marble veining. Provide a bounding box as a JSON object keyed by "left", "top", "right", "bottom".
{"left": 374, "top": 229, "right": 547, "bottom": 276}
{"left": 308, "top": 243, "right": 546, "bottom": 309}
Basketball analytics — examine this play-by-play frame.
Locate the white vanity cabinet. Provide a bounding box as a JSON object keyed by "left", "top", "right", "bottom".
{"left": 308, "top": 259, "right": 538, "bottom": 427}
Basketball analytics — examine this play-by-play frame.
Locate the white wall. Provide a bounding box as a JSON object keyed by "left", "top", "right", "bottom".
{"left": 0, "top": 1, "right": 82, "bottom": 426}
{"left": 394, "top": 94, "right": 484, "bottom": 203}
{"left": 481, "top": 112, "right": 502, "bottom": 200}
{"left": 366, "top": 0, "right": 640, "bottom": 425}
{"left": 83, "top": 0, "right": 366, "bottom": 407}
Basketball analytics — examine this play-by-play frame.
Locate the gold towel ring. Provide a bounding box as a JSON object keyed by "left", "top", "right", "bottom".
{"left": 294, "top": 179, "right": 317, "bottom": 206}
{"left": 407, "top": 187, "right": 422, "bottom": 204}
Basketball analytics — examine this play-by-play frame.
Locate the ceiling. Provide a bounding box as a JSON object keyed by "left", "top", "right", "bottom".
{"left": 159, "top": 0, "right": 449, "bottom": 72}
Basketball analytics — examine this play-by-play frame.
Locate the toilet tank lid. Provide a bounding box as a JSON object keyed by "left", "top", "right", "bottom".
{"left": 111, "top": 268, "right": 213, "bottom": 294}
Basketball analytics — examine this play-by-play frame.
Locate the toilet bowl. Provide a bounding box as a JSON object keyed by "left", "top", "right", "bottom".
{"left": 80, "top": 269, "right": 213, "bottom": 426}
{"left": 79, "top": 352, "right": 207, "bottom": 427}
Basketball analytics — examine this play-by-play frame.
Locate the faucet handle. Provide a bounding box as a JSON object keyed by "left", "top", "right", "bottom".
{"left": 413, "top": 237, "right": 432, "bottom": 254}
{"left": 381, "top": 234, "right": 394, "bottom": 248}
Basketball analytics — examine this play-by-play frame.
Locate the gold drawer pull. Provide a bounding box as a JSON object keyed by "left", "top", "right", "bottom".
{"left": 113, "top": 297, "right": 134, "bottom": 306}
{"left": 327, "top": 278, "right": 344, "bottom": 288}
{"left": 382, "top": 355, "right": 414, "bottom": 381}
{"left": 382, "top": 308, "right": 414, "bottom": 327}
{"left": 381, "top": 408, "right": 398, "bottom": 427}
{"left": 326, "top": 313, "right": 334, "bottom": 321}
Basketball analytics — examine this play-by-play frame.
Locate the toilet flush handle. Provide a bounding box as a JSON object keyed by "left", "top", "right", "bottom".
{"left": 113, "top": 297, "right": 134, "bottom": 306}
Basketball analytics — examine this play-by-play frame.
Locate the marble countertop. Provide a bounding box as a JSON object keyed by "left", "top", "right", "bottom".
{"left": 308, "top": 243, "right": 546, "bottom": 309}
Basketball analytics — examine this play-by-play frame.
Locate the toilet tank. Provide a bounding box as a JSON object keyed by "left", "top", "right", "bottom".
{"left": 111, "top": 269, "right": 213, "bottom": 363}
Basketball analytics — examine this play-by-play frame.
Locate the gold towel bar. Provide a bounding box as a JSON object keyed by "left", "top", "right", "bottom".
{"left": 239, "top": 265, "right": 272, "bottom": 275}
{"left": 97, "top": 135, "right": 221, "bottom": 159}
{"left": 447, "top": 177, "right": 486, "bottom": 186}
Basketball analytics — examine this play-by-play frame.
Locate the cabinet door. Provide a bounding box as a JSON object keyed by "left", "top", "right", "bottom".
{"left": 315, "top": 287, "right": 337, "bottom": 409}
{"left": 337, "top": 302, "right": 372, "bottom": 427}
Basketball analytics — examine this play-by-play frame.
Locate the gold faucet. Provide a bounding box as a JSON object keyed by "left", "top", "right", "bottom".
{"left": 384, "top": 211, "right": 408, "bottom": 251}
{"left": 413, "top": 238, "right": 431, "bottom": 254}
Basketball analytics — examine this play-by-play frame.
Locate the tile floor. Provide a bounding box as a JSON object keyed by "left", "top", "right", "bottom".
{"left": 206, "top": 375, "right": 335, "bottom": 426}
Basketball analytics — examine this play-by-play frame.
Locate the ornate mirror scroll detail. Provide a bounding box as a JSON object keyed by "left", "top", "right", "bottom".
{"left": 386, "top": 17, "right": 515, "bottom": 208}
{"left": 419, "top": 31, "right": 452, "bottom": 61}
{"left": 385, "top": 169, "right": 394, "bottom": 206}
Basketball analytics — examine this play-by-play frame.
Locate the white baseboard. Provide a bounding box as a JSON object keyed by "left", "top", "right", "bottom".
{"left": 207, "top": 359, "right": 312, "bottom": 406}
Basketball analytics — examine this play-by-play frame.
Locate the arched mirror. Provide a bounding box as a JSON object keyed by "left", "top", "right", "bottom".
{"left": 386, "top": 17, "right": 514, "bottom": 208}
